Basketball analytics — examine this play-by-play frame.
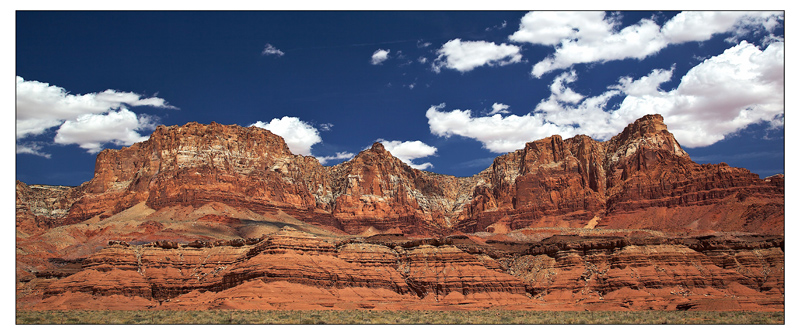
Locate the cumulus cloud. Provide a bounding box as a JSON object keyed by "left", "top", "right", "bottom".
{"left": 54, "top": 109, "right": 158, "bottom": 153}
{"left": 16, "top": 76, "right": 174, "bottom": 155}
{"left": 535, "top": 71, "right": 585, "bottom": 113}
{"left": 509, "top": 11, "right": 783, "bottom": 77}
{"left": 316, "top": 151, "right": 355, "bottom": 165}
{"left": 261, "top": 43, "right": 285, "bottom": 56}
{"left": 661, "top": 11, "right": 780, "bottom": 44}
{"left": 250, "top": 116, "right": 322, "bottom": 156}
{"left": 628, "top": 41, "right": 784, "bottom": 147}
{"left": 612, "top": 66, "right": 674, "bottom": 97}
{"left": 427, "top": 104, "right": 574, "bottom": 153}
{"left": 428, "top": 41, "right": 783, "bottom": 151}
{"left": 432, "top": 39, "right": 522, "bottom": 73}
{"left": 371, "top": 49, "right": 390, "bottom": 65}
{"left": 378, "top": 140, "right": 437, "bottom": 170}
{"left": 509, "top": 11, "right": 613, "bottom": 46}
{"left": 487, "top": 103, "right": 510, "bottom": 116}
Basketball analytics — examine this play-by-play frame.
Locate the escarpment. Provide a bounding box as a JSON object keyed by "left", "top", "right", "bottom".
{"left": 456, "top": 115, "right": 782, "bottom": 234}
{"left": 16, "top": 114, "right": 783, "bottom": 311}
{"left": 23, "top": 230, "right": 783, "bottom": 311}
{"left": 62, "top": 122, "right": 336, "bottom": 228}
{"left": 16, "top": 114, "right": 784, "bottom": 236}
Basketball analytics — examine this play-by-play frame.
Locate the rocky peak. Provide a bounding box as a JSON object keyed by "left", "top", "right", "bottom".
{"left": 370, "top": 142, "right": 387, "bottom": 152}
{"left": 605, "top": 114, "right": 688, "bottom": 166}
{"left": 94, "top": 121, "right": 296, "bottom": 183}
{"left": 57, "top": 121, "right": 334, "bottom": 224}
{"left": 622, "top": 114, "right": 669, "bottom": 136}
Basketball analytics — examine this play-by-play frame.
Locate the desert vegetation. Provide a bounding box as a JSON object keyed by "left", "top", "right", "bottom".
{"left": 16, "top": 310, "right": 784, "bottom": 325}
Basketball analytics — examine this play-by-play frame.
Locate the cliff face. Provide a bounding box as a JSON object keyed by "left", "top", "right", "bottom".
{"left": 16, "top": 114, "right": 783, "bottom": 236}
{"left": 16, "top": 181, "right": 81, "bottom": 234}
{"left": 457, "top": 115, "right": 782, "bottom": 233}
{"left": 57, "top": 122, "right": 342, "bottom": 230}
{"left": 327, "top": 142, "right": 480, "bottom": 235}
{"left": 15, "top": 114, "right": 785, "bottom": 312}
{"left": 20, "top": 231, "right": 783, "bottom": 311}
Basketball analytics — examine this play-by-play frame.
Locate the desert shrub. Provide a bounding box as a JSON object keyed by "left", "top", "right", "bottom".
{"left": 15, "top": 310, "right": 784, "bottom": 325}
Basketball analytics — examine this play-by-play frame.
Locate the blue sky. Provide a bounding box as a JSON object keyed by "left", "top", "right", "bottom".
{"left": 15, "top": 10, "right": 785, "bottom": 186}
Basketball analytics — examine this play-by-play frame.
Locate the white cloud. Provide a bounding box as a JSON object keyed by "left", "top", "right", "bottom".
{"left": 427, "top": 104, "right": 574, "bottom": 153}
{"left": 16, "top": 142, "right": 51, "bottom": 158}
{"left": 319, "top": 123, "right": 334, "bottom": 131}
{"left": 593, "top": 41, "right": 784, "bottom": 147}
{"left": 54, "top": 109, "right": 158, "bottom": 154}
{"left": 316, "top": 151, "right": 355, "bottom": 165}
{"left": 428, "top": 40, "right": 783, "bottom": 151}
{"left": 645, "top": 41, "right": 784, "bottom": 147}
{"left": 535, "top": 71, "right": 585, "bottom": 113}
{"left": 16, "top": 76, "right": 173, "bottom": 139}
{"left": 262, "top": 43, "right": 285, "bottom": 56}
{"left": 487, "top": 103, "right": 510, "bottom": 116}
{"left": 432, "top": 39, "right": 522, "bottom": 73}
{"left": 509, "top": 11, "right": 612, "bottom": 46}
{"left": 250, "top": 116, "right": 322, "bottom": 156}
{"left": 485, "top": 20, "right": 507, "bottom": 31}
{"left": 661, "top": 11, "right": 781, "bottom": 44}
{"left": 15, "top": 76, "right": 174, "bottom": 155}
{"left": 378, "top": 140, "right": 437, "bottom": 170}
{"left": 529, "top": 17, "right": 666, "bottom": 78}
{"left": 611, "top": 67, "right": 674, "bottom": 97}
{"left": 16, "top": 118, "right": 64, "bottom": 140}
{"left": 510, "top": 11, "right": 784, "bottom": 78}
{"left": 371, "top": 49, "right": 390, "bottom": 65}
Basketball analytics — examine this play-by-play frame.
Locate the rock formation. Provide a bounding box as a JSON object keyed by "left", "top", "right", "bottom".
{"left": 16, "top": 114, "right": 784, "bottom": 236}
{"left": 16, "top": 181, "right": 81, "bottom": 234}
{"left": 15, "top": 114, "right": 784, "bottom": 312}
{"left": 459, "top": 114, "right": 783, "bottom": 233}
{"left": 18, "top": 229, "right": 783, "bottom": 311}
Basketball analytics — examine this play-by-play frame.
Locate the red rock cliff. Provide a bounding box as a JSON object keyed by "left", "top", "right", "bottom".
{"left": 60, "top": 122, "right": 341, "bottom": 229}
{"left": 18, "top": 115, "right": 784, "bottom": 236}
{"left": 456, "top": 114, "right": 783, "bottom": 234}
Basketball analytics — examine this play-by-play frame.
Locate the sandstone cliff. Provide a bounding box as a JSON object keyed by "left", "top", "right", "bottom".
{"left": 16, "top": 181, "right": 81, "bottom": 235}
{"left": 15, "top": 114, "right": 784, "bottom": 237}
{"left": 327, "top": 142, "right": 480, "bottom": 235}
{"left": 457, "top": 115, "right": 783, "bottom": 233}
{"left": 15, "top": 114, "right": 784, "bottom": 312}
{"left": 18, "top": 229, "right": 783, "bottom": 311}
{"left": 63, "top": 122, "right": 335, "bottom": 226}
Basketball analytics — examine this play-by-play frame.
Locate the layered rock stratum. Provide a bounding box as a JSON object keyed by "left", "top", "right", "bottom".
{"left": 16, "top": 114, "right": 784, "bottom": 311}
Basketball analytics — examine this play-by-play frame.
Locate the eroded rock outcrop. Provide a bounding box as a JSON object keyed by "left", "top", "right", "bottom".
{"left": 456, "top": 115, "right": 783, "bottom": 233}
{"left": 503, "top": 234, "right": 784, "bottom": 310}
{"left": 56, "top": 122, "right": 344, "bottom": 231}
{"left": 16, "top": 181, "right": 81, "bottom": 234}
{"left": 35, "top": 228, "right": 533, "bottom": 308}
{"left": 16, "top": 115, "right": 783, "bottom": 237}
{"left": 23, "top": 230, "right": 783, "bottom": 311}
{"left": 328, "top": 142, "right": 480, "bottom": 235}
{"left": 15, "top": 114, "right": 784, "bottom": 312}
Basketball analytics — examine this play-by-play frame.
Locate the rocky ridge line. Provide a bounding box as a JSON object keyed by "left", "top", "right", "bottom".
{"left": 16, "top": 115, "right": 784, "bottom": 236}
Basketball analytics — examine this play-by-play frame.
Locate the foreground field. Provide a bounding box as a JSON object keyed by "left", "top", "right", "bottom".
{"left": 16, "top": 310, "right": 784, "bottom": 325}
